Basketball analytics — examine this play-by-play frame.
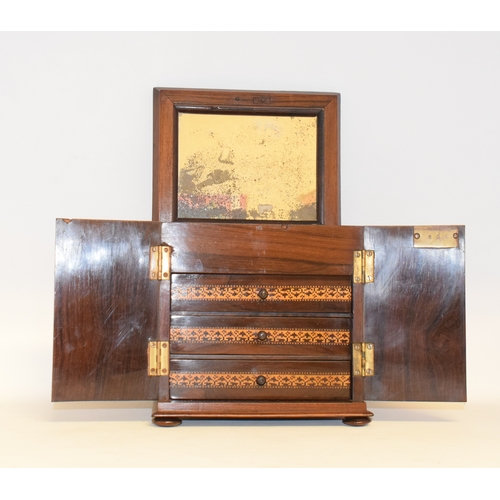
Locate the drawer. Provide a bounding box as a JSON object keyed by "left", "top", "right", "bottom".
{"left": 171, "top": 274, "right": 352, "bottom": 313}
{"left": 170, "top": 316, "right": 351, "bottom": 356}
{"left": 169, "top": 359, "right": 351, "bottom": 401}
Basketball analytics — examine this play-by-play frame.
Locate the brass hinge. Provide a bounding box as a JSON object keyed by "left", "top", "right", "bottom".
{"left": 148, "top": 341, "right": 169, "bottom": 376}
{"left": 353, "top": 250, "right": 375, "bottom": 284}
{"left": 352, "top": 342, "right": 375, "bottom": 377}
{"left": 149, "top": 245, "right": 172, "bottom": 280}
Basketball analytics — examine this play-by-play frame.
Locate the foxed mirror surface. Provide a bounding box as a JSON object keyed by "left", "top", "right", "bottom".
{"left": 177, "top": 112, "right": 318, "bottom": 221}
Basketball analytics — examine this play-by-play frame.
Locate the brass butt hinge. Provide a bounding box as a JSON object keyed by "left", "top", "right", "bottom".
{"left": 353, "top": 250, "right": 375, "bottom": 284}
{"left": 352, "top": 343, "right": 375, "bottom": 377}
{"left": 149, "top": 245, "right": 172, "bottom": 280}
{"left": 148, "top": 341, "right": 169, "bottom": 376}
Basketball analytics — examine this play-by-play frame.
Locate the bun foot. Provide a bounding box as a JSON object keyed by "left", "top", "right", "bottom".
{"left": 152, "top": 416, "right": 182, "bottom": 427}
{"left": 342, "top": 416, "right": 371, "bottom": 427}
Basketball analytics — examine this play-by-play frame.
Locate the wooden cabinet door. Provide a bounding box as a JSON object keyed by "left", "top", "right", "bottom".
{"left": 52, "top": 219, "right": 162, "bottom": 402}
{"left": 362, "top": 226, "right": 466, "bottom": 402}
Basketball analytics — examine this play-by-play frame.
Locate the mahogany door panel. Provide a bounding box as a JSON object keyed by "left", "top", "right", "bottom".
{"left": 52, "top": 219, "right": 162, "bottom": 401}
{"left": 363, "top": 226, "right": 466, "bottom": 402}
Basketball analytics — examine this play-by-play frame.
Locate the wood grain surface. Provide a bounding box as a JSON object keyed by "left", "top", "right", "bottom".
{"left": 52, "top": 219, "right": 161, "bottom": 401}
{"left": 163, "top": 223, "right": 363, "bottom": 275}
{"left": 363, "top": 226, "right": 466, "bottom": 402}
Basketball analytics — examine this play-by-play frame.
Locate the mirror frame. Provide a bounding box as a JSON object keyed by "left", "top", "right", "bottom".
{"left": 153, "top": 88, "right": 340, "bottom": 226}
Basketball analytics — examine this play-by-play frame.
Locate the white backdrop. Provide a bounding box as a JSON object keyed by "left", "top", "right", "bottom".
{"left": 0, "top": 33, "right": 499, "bottom": 467}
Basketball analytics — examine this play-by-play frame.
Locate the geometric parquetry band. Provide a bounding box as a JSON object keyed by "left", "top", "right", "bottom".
{"left": 170, "top": 327, "right": 350, "bottom": 345}
{"left": 170, "top": 372, "right": 351, "bottom": 389}
{"left": 172, "top": 284, "right": 352, "bottom": 302}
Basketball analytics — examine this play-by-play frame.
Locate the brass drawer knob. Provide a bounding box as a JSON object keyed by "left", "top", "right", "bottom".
{"left": 257, "top": 288, "right": 268, "bottom": 300}
{"left": 257, "top": 331, "right": 268, "bottom": 341}
{"left": 256, "top": 375, "right": 267, "bottom": 386}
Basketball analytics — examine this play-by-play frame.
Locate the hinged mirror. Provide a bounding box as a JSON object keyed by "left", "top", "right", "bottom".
{"left": 153, "top": 88, "right": 341, "bottom": 225}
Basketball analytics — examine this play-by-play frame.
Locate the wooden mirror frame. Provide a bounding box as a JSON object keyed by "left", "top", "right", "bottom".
{"left": 153, "top": 88, "right": 340, "bottom": 225}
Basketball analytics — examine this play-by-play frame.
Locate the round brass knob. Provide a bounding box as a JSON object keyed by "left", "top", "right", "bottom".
{"left": 257, "top": 331, "right": 267, "bottom": 341}
{"left": 256, "top": 375, "right": 267, "bottom": 386}
{"left": 257, "top": 288, "right": 268, "bottom": 300}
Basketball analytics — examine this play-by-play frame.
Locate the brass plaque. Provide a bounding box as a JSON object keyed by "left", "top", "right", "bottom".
{"left": 413, "top": 227, "right": 459, "bottom": 248}
{"left": 177, "top": 113, "right": 318, "bottom": 221}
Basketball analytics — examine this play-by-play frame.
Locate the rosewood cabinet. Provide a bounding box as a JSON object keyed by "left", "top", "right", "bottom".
{"left": 52, "top": 89, "right": 466, "bottom": 426}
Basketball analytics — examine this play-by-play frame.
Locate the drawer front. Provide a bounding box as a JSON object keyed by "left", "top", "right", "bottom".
{"left": 170, "top": 316, "right": 351, "bottom": 356}
{"left": 171, "top": 274, "right": 352, "bottom": 313}
{"left": 169, "top": 359, "right": 351, "bottom": 401}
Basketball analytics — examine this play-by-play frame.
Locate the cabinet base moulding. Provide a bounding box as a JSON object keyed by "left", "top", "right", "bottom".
{"left": 152, "top": 401, "right": 373, "bottom": 426}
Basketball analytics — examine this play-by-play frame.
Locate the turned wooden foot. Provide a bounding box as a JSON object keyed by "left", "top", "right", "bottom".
{"left": 342, "top": 416, "right": 372, "bottom": 427}
{"left": 152, "top": 416, "right": 182, "bottom": 427}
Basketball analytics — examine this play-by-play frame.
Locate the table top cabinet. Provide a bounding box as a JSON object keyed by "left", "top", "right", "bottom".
{"left": 52, "top": 89, "right": 466, "bottom": 426}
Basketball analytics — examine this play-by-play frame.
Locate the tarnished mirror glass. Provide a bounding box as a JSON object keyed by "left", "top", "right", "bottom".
{"left": 177, "top": 113, "right": 318, "bottom": 221}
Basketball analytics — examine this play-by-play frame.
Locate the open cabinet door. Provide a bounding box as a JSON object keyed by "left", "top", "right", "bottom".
{"left": 52, "top": 219, "right": 162, "bottom": 401}
{"left": 363, "top": 226, "right": 466, "bottom": 402}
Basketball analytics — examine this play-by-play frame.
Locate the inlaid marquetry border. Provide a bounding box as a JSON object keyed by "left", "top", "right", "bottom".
{"left": 171, "top": 284, "right": 352, "bottom": 302}
{"left": 170, "top": 372, "right": 350, "bottom": 389}
{"left": 170, "top": 327, "right": 350, "bottom": 345}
